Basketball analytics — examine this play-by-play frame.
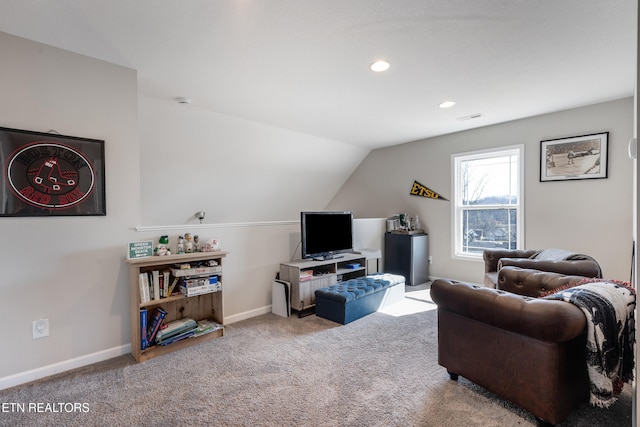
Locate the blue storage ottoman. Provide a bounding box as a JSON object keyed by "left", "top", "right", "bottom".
{"left": 315, "top": 274, "right": 405, "bottom": 324}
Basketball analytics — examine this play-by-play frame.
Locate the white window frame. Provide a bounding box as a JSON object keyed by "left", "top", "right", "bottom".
{"left": 451, "top": 145, "right": 525, "bottom": 261}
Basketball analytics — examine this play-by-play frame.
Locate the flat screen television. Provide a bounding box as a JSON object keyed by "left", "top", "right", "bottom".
{"left": 300, "top": 211, "right": 353, "bottom": 260}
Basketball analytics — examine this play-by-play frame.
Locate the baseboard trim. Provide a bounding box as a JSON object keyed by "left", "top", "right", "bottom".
{"left": 1, "top": 307, "right": 276, "bottom": 391}
{"left": 225, "top": 305, "right": 273, "bottom": 324}
{"left": 0, "top": 344, "right": 131, "bottom": 391}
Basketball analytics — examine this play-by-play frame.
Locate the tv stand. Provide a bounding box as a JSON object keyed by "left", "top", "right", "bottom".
{"left": 313, "top": 255, "right": 344, "bottom": 261}
{"left": 279, "top": 253, "right": 367, "bottom": 314}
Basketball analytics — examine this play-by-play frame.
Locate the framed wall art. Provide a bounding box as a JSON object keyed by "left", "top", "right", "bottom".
{"left": 540, "top": 132, "right": 608, "bottom": 182}
{"left": 0, "top": 127, "right": 106, "bottom": 216}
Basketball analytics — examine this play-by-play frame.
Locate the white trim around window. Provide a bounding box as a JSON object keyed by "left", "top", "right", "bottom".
{"left": 451, "top": 144, "right": 525, "bottom": 261}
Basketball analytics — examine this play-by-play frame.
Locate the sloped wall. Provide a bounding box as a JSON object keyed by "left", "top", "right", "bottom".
{"left": 139, "top": 95, "right": 370, "bottom": 225}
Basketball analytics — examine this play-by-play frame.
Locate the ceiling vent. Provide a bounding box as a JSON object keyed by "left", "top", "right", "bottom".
{"left": 457, "top": 113, "right": 483, "bottom": 121}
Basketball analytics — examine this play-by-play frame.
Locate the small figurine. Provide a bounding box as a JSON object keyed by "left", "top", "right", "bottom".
{"left": 194, "top": 235, "right": 200, "bottom": 252}
{"left": 184, "top": 233, "right": 195, "bottom": 253}
{"left": 177, "top": 235, "right": 185, "bottom": 254}
{"left": 154, "top": 235, "right": 171, "bottom": 256}
{"left": 200, "top": 238, "right": 220, "bottom": 252}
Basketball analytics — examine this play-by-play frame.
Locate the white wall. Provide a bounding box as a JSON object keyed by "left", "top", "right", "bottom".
{"left": 0, "top": 32, "right": 139, "bottom": 381}
{"left": 328, "top": 98, "right": 634, "bottom": 284}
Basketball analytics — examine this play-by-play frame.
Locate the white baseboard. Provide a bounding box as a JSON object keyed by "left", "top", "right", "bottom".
{"left": 1, "top": 307, "right": 276, "bottom": 391}
{"left": 225, "top": 305, "right": 273, "bottom": 324}
{"left": 0, "top": 344, "right": 131, "bottom": 391}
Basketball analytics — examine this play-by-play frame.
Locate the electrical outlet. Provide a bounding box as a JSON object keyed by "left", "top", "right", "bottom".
{"left": 32, "top": 318, "right": 49, "bottom": 339}
{"left": 428, "top": 256, "right": 433, "bottom": 264}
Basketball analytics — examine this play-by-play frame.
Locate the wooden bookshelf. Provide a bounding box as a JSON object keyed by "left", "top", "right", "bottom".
{"left": 126, "top": 251, "right": 227, "bottom": 362}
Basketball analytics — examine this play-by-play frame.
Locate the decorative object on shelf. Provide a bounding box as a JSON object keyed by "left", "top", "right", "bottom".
{"left": 413, "top": 215, "right": 422, "bottom": 231}
{"left": 128, "top": 240, "right": 154, "bottom": 259}
{"left": 409, "top": 180, "right": 448, "bottom": 201}
{"left": 0, "top": 126, "right": 106, "bottom": 216}
{"left": 177, "top": 235, "right": 185, "bottom": 254}
{"left": 199, "top": 237, "right": 220, "bottom": 252}
{"left": 154, "top": 235, "right": 171, "bottom": 256}
{"left": 184, "top": 233, "right": 195, "bottom": 253}
{"left": 540, "top": 132, "right": 609, "bottom": 182}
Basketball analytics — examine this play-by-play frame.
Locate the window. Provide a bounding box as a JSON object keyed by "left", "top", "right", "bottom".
{"left": 452, "top": 145, "right": 524, "bottom": 259}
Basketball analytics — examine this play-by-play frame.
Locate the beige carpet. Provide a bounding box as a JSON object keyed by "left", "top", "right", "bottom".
{"left": 0, "top": 284, "right": 631, "bottom": 426}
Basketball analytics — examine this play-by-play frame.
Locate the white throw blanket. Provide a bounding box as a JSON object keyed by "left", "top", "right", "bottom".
{"left": 545, "top": 281, "right": 635, "bottom": 408}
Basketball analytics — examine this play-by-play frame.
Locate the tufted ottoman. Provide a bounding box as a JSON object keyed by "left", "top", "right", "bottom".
{"left": 314, "top": 274, "right": 405, "bottom": 324}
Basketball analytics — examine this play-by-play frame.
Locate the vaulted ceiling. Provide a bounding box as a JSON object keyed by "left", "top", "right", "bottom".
{"left": 0, "top": 0, "right": 636, "bottom": 148}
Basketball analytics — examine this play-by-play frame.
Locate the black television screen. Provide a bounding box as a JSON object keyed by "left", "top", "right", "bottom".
{"left": 301, "top": 211, "right": 353, "bottom": 259}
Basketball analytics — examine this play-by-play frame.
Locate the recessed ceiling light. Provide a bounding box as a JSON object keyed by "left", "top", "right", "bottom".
{"left": 439, "top": 101, "right": 456, "bottom": 109}
{"left": 370, "top": 60, "right": 390, "bottom": 72}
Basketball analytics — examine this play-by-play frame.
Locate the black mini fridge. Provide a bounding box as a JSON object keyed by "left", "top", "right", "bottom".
{"left": 384, "top": 232, "right": 429, "bottom": 286}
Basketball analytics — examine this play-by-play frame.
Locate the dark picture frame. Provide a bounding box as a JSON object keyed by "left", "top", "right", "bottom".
{"left": 0, "top": 127, "right": 106, "bottom": 216}
{"left": 540, "top": 132, "right": 609, "bottom": 182}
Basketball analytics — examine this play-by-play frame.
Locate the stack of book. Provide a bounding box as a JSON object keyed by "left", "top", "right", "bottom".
{"left": 138, "top": 263, "right": 223, "bottom": 303}
{"left": 140, "top": 307, "right": 168, "bottom": 350}
{"left": 155, "top": 318, "right": 198, "bottom": 346}
{"left": 139, "top": 310, "right": 225, "bottom": 350}
{"left": 300, "top": 270, "right": 314, "bottom": 281}
{"left": 138, "top": 270, "right": 179, "bottom": 303}
{"left": 193, "top": 319, "right": 224, "bottom": 337}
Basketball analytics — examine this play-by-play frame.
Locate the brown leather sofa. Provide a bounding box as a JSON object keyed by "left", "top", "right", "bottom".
{"left": 483, "top": 248, "right": 602, "bottom": 288}
{"left": 431, "top": 269, "right": 591, "bottom": 426}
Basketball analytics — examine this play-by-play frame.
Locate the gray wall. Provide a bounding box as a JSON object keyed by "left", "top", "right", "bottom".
{"left": 0, "top": 28, "right": 633, "bottom": 390}
{"left": 0, "top": 31, "right": 372, "bottom": 386}
{"left": 0, "top": 32, "right": 140, "bottom": 380}
{"left": 328, "top": 98, "right": 634, "bottom": 283}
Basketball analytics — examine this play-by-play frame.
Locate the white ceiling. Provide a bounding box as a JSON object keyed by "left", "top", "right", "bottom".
{"left": 0, "top": 0, "right": 636, "bottom": 149}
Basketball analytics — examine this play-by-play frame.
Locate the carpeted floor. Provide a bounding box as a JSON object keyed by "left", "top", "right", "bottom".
{"left": 0, "top": 284, "right": 632, "bottom": 426}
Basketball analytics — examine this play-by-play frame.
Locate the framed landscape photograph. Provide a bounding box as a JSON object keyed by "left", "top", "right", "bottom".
{"left": 540, "top": 132, "right": 608, "bottom": 182}
{"left": 0, "top": 127, "right": 106, "bottom": 216}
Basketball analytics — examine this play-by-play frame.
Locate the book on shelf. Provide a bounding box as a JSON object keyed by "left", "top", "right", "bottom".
{"left": 140, "top": 308, "right": 148, "bottom": 350}
{"left": 138, "top": 273, "right": 151, "bottom": 303}
{"left": 152, "top": 270, "right": 160, "bottom": 301}
{"left": 170, "top": 264, "right": 221, "bottom": 277}
{"left": 158, "top": 328, "right": 195, "bottom": 346}
{"left": 166, "top": 276, "right": 180, "bottom": 298}
{"left": 162, "top": 270, "right": 170, "bottom": 297}
{"left": 155, "top": 317, "right": 197, "bottom": 345}
{"left": 299, "top": 269, "right": 314, "bottom": 281}
{"left": 147, "top": 307, "right": 168, "bottom": 345}
{"left": 192, "top": 319, "right": 224, "bottom": 338}
{"left": 181, "top": 282, "right": 222, "bottom": 297}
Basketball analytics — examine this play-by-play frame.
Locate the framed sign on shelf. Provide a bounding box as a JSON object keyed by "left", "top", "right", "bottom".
{"left": 0, "top": 127, "right": 106, "bottom": 217}
{"left": 540, "top": 132, "right": 608, "bottom": 182}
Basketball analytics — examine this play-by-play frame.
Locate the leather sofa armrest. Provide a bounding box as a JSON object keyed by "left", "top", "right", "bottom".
{"left": 498, "top": 258, "right": 602, "bottom": 278}
{"left": 431, "top": 279, "right": 586, "bottom": 343}
{"left": 497, "top": 266, "right": 587, "bottom": 297}
{"left": 483, "top": 249, "right": 538, "bottom": 273}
